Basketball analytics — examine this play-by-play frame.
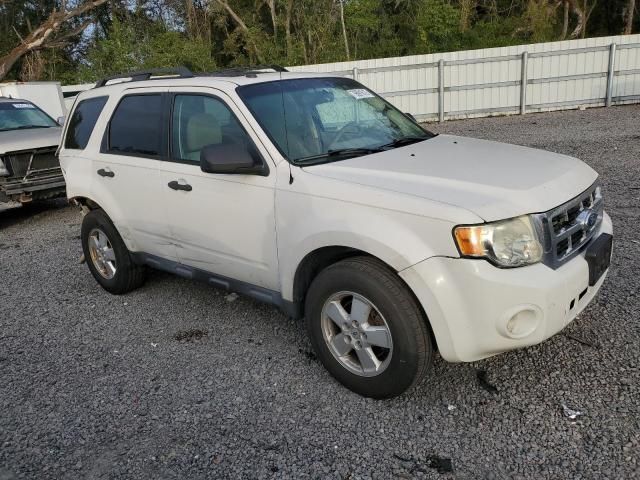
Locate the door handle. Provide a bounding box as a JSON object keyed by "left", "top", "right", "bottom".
{"left": 168, "top": 180, "right": 192, "bottom": 192}
{"left": 97, "top": 168, "right": 114, "bottom": 178}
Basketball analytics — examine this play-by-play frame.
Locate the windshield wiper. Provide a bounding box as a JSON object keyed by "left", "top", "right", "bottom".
{"left": 379, "top": 136, "right": 430, "bottom": 149}
{"left": 3, "top": 125, "right": 51, "bottom": 131}
{"left": 296, "top": 146, "right": 384, "bottom": 165}
{"left": 295, "top": 136, "right": 431, "bottom": 165}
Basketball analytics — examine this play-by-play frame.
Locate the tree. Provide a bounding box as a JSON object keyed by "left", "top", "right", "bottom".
{"left": 623, "top": 0, "right": 636, "bottom": 33}
{"left": 0, "top": 0, "right": 109, "bottom": 81}
{"left": 78, "top": 17, "right": 216, "bottom": 80}
{"left": 338, "top": 0, "right": 350, "bottom": 60}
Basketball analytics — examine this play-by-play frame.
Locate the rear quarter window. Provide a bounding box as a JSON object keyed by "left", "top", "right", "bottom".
{"left": 64, "top": 96, "right": 108, "bottom": 149}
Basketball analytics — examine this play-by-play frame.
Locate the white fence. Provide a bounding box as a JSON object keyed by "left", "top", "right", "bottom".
{"left": 289, "top": 34, "right": 640, "bottom": 121}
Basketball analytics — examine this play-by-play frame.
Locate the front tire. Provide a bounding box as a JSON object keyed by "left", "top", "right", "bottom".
{"left": 81, "top": 209, "right": 146, "bottom": 294}
{"left": 305, "top": 256, "right": 433, "bottom": 398}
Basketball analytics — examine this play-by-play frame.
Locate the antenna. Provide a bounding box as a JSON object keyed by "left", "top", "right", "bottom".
{"left": 279, "top": 69, "right": 294, "bottom": 185}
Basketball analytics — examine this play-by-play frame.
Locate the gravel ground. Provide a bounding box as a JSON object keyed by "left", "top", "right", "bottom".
{"left": 1, "top": 105, "right": 639, "bottom": 480}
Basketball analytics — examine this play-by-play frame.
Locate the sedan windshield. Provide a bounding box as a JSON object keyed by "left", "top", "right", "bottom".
{"left": 0, "top": 102, "right": 58, "bottom": 132}
{"left": 238, "top": 77, "right": 433, "bottom": 165}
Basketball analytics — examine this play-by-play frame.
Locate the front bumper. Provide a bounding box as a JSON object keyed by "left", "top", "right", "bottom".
{"left": 400, "top": 211, "right": 613, "bottom": 362}
{"left": 0, "top": 169, "right": 65, "bottom": 198}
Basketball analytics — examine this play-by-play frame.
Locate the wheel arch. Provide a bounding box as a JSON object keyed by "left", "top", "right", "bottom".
{"left": 289, "top": 245, "right": 437, "bottom": 350}
{"left": 70, "top": 195, "right": 104, "bottom": 212}
{"left": 70, "top": 195, "right": 136, "bottom": 251}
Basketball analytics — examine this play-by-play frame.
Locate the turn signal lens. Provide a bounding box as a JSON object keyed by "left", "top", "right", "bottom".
{"left": 454, "top": 226, "right": 486, "bottom": 256}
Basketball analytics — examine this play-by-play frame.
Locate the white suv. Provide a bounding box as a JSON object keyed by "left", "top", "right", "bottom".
{"left": 59, "top": 67, "right": 613, "bottom": 398}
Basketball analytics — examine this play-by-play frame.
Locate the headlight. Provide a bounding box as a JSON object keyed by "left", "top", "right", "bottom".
{"left": 453, "top": 215, "right": 543, "bottom": 267}
{"left": 0, "top": 158, "right": 8, "bottom": 177}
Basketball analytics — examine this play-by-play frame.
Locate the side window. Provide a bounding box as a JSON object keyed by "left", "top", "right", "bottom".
{"left": 108, "top": 94, "right": 163, "bottom": 157}
{"left": 171, "top": 94, "right": 253, "bottom": 163}
{"left": 64, "top": 96, "right": 108, "bottom": 149}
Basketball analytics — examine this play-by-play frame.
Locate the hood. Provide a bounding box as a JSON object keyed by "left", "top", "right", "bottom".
{"left": 0, "top": 127, "right": 62, "bottom": 154}
{"left": 302, "top": 134, "right": 598, "bottom": 221}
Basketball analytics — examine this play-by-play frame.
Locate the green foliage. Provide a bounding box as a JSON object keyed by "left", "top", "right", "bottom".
{"left": 415, "top": 0, "right": 464, "bottom": 53}
{"left": 1, "top": 0, "right": 637, "bottom": 83}
{"left": 78, "top": 18, "right": 215, "bottom": 82}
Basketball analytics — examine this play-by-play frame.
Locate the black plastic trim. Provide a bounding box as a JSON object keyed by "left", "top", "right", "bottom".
{"left": 130, "top": 252, "right": 297, "bottom": 318}
{"left": 95, "top": 66, "right": 194, "bottom": 88}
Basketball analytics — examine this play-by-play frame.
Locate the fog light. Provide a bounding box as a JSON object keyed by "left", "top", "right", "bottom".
{"left": 498, "top": 306, "right": 541, "bottom": 339}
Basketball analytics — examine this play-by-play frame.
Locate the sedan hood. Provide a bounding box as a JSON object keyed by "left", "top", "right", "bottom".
{"left": 0, "top": 127, "right": 62, "bottom": 154}
{"left": 302, "top": 134, "right": 598, "bottom": 221}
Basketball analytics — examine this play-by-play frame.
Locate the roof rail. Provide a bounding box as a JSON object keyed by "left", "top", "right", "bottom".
{"left": 201, "top": 65, "right": 289, "bottom": 77}
{"left": 95, "top": 66, "right": 194, "bottom": 88}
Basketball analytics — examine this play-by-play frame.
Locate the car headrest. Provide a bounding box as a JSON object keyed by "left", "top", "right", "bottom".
{"left": 186, "top": 113, "right": 221, "bottom": 152}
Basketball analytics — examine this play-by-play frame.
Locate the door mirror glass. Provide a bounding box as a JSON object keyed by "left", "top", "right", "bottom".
{"left": 200, "top": 142, "right": 265, "bottom": 175}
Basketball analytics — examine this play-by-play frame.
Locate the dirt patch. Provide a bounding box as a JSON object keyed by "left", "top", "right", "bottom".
{"left": 174, "top": 329, "right": 208, "bottom": 342}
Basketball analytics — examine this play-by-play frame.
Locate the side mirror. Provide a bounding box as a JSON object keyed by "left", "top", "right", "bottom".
{"left": 200, "top": 142, "right": 268, "bottom": 176}
{"left": 56, "top": 116, "right": 66, "bottom": 126}
{"left": 405, "top": 112, "right": 417, "bottom": 122}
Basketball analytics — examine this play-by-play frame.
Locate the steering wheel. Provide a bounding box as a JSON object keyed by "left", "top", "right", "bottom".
{"left": 327, "top": 121, "right": 361, "bottom": 150}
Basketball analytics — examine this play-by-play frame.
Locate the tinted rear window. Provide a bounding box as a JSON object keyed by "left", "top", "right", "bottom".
{"left": 108, "top": 95, "right": 163, "bottom": 157}
{"left": 64, "top": 96, "right": 108, "bottom": 149}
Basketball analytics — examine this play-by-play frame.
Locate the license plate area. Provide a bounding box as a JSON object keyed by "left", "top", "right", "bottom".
{"left": 585, "top": 233, "right": 612, "bottom": 286}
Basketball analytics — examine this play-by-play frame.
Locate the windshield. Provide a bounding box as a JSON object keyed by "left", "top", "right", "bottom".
{"left": 0, "top": 102, "right": 58, "bottom": 132}
{"left": 237, "top": 77, "right": 433, "bottom": 165}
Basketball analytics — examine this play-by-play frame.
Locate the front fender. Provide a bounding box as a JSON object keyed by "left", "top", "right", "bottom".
{"left": 276, "top": 188, "right": 464, "bottom": 301}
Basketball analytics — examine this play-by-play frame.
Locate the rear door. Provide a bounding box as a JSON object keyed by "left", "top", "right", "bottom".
{"left": 157, "top": 87, "right": 279, "bottom": 290}
{"left": 91, "top": 89, "right": 177, "bottom": 260}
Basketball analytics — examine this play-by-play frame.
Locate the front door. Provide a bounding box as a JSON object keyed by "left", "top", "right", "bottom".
{"left": 157, "top": 88, "right": 279, "bottom": 291}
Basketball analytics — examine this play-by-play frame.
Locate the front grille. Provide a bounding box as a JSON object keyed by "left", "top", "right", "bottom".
{"left": 30, "top": 150, "right": 59, "bottom": 170}
{"left": 536, "top": 182, "right": 603, "bottom": 269}
{"left": 3, "top": 147, "right": 60, "bottom": 179}
{"left": 5, "top": 152, "right": 31, "bottom": 177}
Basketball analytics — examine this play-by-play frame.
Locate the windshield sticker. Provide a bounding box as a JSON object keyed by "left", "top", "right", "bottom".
{"left": 347, "top": 89, "right": 375, "bottom": 100}
{"left": 12, "top": 103, "right": 35, "bottom": 109}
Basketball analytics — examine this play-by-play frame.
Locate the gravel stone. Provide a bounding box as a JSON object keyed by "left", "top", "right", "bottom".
{"left": 1, "top": 105, "right": 639, "bottom": 479}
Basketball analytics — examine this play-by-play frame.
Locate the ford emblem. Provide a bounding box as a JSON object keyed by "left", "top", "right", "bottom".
{"left": 577, "top": 209, "right": 598, "bottom": 230}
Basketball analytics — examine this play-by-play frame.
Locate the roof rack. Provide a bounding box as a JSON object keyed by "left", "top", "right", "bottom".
{"left": 201, "top": 65, "right": 289, "bottom": 77}
{"left": 94, "top": 64, "right": 289, "bottom": 88}
{"left": 95, "top": 66, "right": 194, "bottom": 88}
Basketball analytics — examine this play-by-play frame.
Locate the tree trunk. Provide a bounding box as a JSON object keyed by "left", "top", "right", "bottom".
{"left": 20, "top": 51, "right": 45, "bottom": 81}
{"left": 339, "top": 0, "right": 350, "bottom": 61}
{"left": 214, "top": 0, "right": 264, "bottom": 63}
{"left": 285, "top": 0, "right": 294, "bottom": 60}
{"left": 0, "top": 0, "right": 108, "bottom": 81}
{"left": 460, "top": 0, "right": 476, "bottom": 31}
{"left": 265, "top": 0, "right": 277, "bottom": 39}
{"left": 561, "top": 0, "right": 569, "bottom": 38}
{"left": 623, "top": 0, "right": 635, "bottom": 34}
{"left": 568, "top": 0, "right": 590, "bottom": 38}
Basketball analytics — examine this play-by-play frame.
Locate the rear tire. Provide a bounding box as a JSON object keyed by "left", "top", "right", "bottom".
{"left": 305, "top": 256, "right": 433, "bottom": 398}
{"left": 81, "top": 209, "right": 146, "bottom": 294}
